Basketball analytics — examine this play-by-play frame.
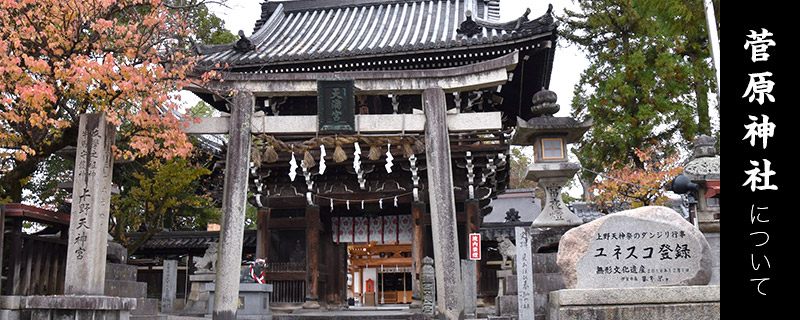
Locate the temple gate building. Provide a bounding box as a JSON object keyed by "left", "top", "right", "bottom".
{"left": 184, "top": 0, "right": 559, "bottom": 317}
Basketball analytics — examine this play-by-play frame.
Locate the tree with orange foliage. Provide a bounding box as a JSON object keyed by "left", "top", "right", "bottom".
{"left": 589, "top": 144, "right": 683, "bottom": 213}
{"left": 0, "top": 0, "right": 218, "bottom": 202}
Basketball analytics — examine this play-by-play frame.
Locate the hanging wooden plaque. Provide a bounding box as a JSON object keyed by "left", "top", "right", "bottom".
{"left": 317, "top": 79, "right": 355, "bottom": 132}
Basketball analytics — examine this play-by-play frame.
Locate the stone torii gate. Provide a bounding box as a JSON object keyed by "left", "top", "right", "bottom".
{"left": 187, "top": 52, "right": 519, "bottom": 320}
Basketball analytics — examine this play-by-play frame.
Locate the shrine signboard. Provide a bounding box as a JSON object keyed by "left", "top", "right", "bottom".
{"left": 317, "top": 79, "right": 355, "bottom": 132}
{"left": 468, "top": 233, "right": 481, "bottom": 260}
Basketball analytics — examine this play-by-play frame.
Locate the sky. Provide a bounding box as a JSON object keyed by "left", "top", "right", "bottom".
{"left": 198, "top": 0, "right": 588, "bottom": 118}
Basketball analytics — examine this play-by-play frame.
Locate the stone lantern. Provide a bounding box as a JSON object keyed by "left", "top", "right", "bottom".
{"left": 676, "top": 134, "right": 720, "bottom": 232}
{"left": 511, "top": 89, "right": 592, "bottom": 227}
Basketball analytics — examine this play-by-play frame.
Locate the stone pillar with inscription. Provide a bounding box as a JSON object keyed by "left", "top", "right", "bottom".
{"left": 64, "top": 113, "right": 116, "bottom": 295}
{"left": 515, "top": 227, "right": 534, "bottom": 319}
{"left": 423, "top": 87, "right": 464, "bottom": 320}
{"left": 420, "top": 256, "right": 436, "bottom": 316}
{"left": 213, "top": 91, "right": 254, "bottom": 320}
{"left": 162, "top": 259, "right": 178, "bottom": 312}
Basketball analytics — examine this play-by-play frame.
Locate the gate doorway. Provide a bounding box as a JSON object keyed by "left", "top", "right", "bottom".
{"left": 348, "top": 242, "right": 412, "bottom": 306}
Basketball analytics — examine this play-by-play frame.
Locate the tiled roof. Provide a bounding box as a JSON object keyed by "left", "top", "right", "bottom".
{"left": 196, "top": 0, "right": 555, "bottom": 69}
{"left": 126, "top": 230, "right": 257, "bottom": 252}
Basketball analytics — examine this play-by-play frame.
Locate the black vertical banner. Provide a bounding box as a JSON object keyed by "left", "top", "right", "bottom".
{"left": 726, "top": 3, "right": 792, "bottom": 317}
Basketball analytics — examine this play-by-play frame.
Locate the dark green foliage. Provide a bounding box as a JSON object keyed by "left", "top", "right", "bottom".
{"left": 560, "top": 0, "right": 719, "bottom": 176}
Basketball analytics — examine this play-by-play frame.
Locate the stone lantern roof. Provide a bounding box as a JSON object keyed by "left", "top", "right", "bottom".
{"left": 510, "top": 88, "right": 592, "bottom": 145}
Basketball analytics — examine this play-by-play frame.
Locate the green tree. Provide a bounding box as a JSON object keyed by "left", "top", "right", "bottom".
{"left": 508, "top": 147, "right": 537, "bottom": 189}
{"left": 561, "top": 0, "right": 718, "bottom": 177}
{"left": 112, "top": 156, "right": 219, "bottom": 255}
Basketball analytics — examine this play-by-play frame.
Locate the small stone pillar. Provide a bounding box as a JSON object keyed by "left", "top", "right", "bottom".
{"left": 461, "top": 260, "right": 477, "bottom": 317}
{"left": 162, "top": 259, "right": 178, "bottom": 312}
{"left": 420, "top": 257, "right": 436, "bottom": 316}
{"left": 515, "top": 227, "right": 534, "bottom": 319}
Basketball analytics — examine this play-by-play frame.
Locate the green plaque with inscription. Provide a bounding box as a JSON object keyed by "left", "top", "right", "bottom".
{"left": 317, "top": 79, "right": 355, "bottom": 132}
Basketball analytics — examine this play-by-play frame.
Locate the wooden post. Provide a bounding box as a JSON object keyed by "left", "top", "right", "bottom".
{"left": 5, "top": 218, "right": 21, "bottom": 294}
{"left": 465, "top": 199, "right": 483, "bottom": 306}
{"left": 304, "top": 205, "right": 321, "bottom": 309}
{"left": 410, "top": 201, "right": 426, "bottom": 308}
{"left": 256, "top": 208, "right": 271, "bottom": 260}
{"left": 213, "top": 91, "right": 254, "bottom": 320}
{"left": 423, "top": 87, "right": 464, "bottom": 320}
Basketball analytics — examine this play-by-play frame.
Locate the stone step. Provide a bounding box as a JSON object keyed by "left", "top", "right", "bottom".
{"left": 273, "top": 312, "right": 414, "bottom": 320}
{"left": 106, "top": 262, "right": 139, "bottom": 281}
{"left": 132, "top": 297, "right": 160, "bottom": 316}
{"left": 104, "top": 279, "right": 148, "bottom": 298}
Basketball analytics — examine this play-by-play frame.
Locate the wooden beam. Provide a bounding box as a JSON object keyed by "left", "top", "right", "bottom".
{"left": 350, "top": 257, "right": 412, "bottom": 268}
{"left": 187, "top": 52, "right": 518, "bottom": 96}
{"left": 184, "top": 112, "right": 502, "bottom": 134}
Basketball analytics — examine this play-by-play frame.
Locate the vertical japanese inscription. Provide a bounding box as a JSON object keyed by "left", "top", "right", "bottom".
{"left": 741, "top": 28, "right": 776, "bottom": 297}
{"left": 64, "top": 113, "right": 116, "bottom": 295}
{"left": 318, "top": 79, "right": 355, "bottom": 132}
{"left": 515, "top": 227, "right": 534, "bottom": 319}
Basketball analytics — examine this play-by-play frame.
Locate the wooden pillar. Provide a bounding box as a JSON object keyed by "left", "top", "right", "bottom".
{"left": 213, "top": 91, "right": 254, "bottom": 320}
{"left": 6, "top": 217, "right": 23, "bottom": 294}
{"left": 256, "top": 208, "right": 271, "bottom": 260}
{"left": 304, "top": 205, "right": 321, "bottom": 309}
{"left": 410, "top": 201, "right": 426, "bottom": 308}
{"left": 423, "top": 87, "right": 464, "bottom": 320}
{"left": 465, "top": 199, "right": 484, "bottom": 306}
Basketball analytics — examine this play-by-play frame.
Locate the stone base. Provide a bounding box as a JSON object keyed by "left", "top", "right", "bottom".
{"left": 548, "top": 286, "right": 720, "bottom": 320}
{"left": 495, "top": 295, "right": 518, "bottom": 316}
{"left": 183, "top": 274, "right": 215, "bottom": 315}
{"left": 0, "top": 295, "right": 136, "bottom": 320}
{"left": 301, "top": 300, "right": 321, "bottom": 309}
{"left": 206, "top": 283, "right": 273, "bottom": 316}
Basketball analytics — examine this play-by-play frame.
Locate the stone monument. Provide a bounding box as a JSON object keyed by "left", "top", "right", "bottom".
{"left": 515, "top": 227, "right": 534, "bottom": 320}
{"left": 549, "top": 206, "right": 719, "bottom": 319}
{"left": 0, "top": 114, "right": 136, "bottom": 319}
{"left": 557, "top": 206, "right": 712, "bottom": 289}
{"left": 65, "top": 113, "right": 117, "bottom": 295}
{"left": 162, "top": 259, "right": 178, "bottom": 312}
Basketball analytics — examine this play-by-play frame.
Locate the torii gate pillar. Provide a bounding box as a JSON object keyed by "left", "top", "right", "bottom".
{"left": 213, "top": 91, "right": 254, "bottom": 320}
